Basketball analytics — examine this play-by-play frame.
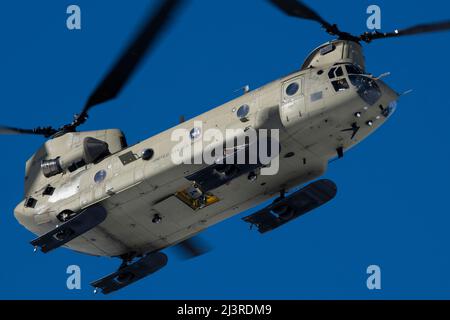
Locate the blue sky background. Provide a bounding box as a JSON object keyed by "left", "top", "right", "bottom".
{"left": 0, "top": 0, "right": 450, "bottom": 299}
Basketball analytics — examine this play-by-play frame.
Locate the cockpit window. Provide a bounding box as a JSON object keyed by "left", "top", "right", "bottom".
{"left": 332, "top": 79, "right": 349, "bottom": 92}
{"left": 328, "top": 66, "right": 344, "bottom": 80}
{"left": 346, "top": 65, "right": 363, "bottom": 75}
{"left": 349, "top": 75, "right": 382, "bottom": 105}
{"left": 328, "top": 67, "right": 336, "bottom": 79}
{"left": 329, "top": 66, "right": 348, "bottom": 92}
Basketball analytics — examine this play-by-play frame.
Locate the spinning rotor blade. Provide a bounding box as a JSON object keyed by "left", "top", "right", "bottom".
{"left": 269, "top": 0, "right": 330, "bottom": 26}
{"left": 268, "top": 0, "right": 355, "bottom": 40}
{"left": 360, "top": 20, "right": 450, "bottom": 42}
{"left": 72, "top": 0, "right": 184, "bottom": 129}
{"left": 0, "top": 0, "right": 184, "bottom": 138}
{"left": 175, "top": 236, "right": 211, "bottom": 259}
{"left": 269, "top": 0, "right": 450, "bottom": 44}
{"left": 0, "top": 125, "right": 57, "bottom": 138}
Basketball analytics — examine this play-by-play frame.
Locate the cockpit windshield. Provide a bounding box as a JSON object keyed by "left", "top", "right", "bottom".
{"left": 343, "top": 64, "right": 381, "bottom": 105}
{"left": 327, "top": 64, "right": 382, "bottom": 105}
{"left": 348, "top": 74, "right": 382, "bottom": 105}
{"left": 345, "top": 64, "right": 363, "bottom": 75}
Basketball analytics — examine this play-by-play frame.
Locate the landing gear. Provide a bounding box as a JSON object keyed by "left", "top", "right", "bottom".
{"left": 91, "top": 251, "right": 168, "bottom": 295}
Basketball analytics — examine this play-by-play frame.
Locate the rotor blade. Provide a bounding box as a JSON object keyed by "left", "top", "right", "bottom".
{"left": 0, "top": 125, "right": 34, "bottom": 135}
{"left": 269, "top": 0, "right": 330, "bottom": 26}
{"left": 0, "top": 125, "right": 57, "bottom": 137}
{"left": 360, "top": 20, "right": 450, "bottom": 42}
{"left": 175, "top": 236, "right": 211, "bottom": 260}
{"left": 268, "top": 0, "right": 352, "bottom": 38}
{"left": 77, "top": 0, "right": 183, "bottom": 123}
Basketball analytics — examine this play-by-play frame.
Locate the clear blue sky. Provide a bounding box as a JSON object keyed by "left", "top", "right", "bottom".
{"left": 1, "top": 0, "right": 450, "bottom": 299}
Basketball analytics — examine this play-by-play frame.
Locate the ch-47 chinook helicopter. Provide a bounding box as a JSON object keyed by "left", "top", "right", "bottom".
{"left": 1, "top": 0, "right": 450, "bottom": 294}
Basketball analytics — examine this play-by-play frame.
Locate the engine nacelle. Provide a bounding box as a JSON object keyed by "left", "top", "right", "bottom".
{"left": 24, "top": 129, "right": 127, "bottom": 196}
{"left": 41, "top": 137, "right": 110, "bottom": 178}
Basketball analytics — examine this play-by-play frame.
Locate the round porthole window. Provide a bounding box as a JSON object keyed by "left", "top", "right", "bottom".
{"left": 286, "top": 82, "right": 299, "bottom": 96}
{"left": 237, "top": 104, "right": 250, "bottom": 120}
{"left": 141, "top": 148, "right": 154, "bottom": 161}
{"left": 94, "top": 170, "right": 107, "bottom": 183}
{"left": 189, "top": 127, "right": 202, "bottom": 140}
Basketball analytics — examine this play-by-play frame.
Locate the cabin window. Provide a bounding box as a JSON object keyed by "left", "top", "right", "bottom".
{"left": 94, "top": 170, "right": 107, "bottom": 183}
{"left": 286, "top": 82, "right": 299, "bottom": 96}
{"left": 141, "top": 148, "right": 154, "bottom": 161}
{"left": 237, "top": 104, "right": 250, "bottom": 122}
{"left": 189, "top": 127, "right": 202, "bottom": 140}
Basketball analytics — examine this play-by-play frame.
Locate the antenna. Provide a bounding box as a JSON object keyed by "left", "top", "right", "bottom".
{"left": 375, "top": 72, "right": 391, "bottom": 80}
{"left": 399, "top": 89, "right": 413, "bottom": 96}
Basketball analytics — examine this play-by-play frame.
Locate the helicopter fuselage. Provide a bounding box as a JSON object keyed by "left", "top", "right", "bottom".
{"left": 14, "top": 40, "right": 398, "bottom": 257}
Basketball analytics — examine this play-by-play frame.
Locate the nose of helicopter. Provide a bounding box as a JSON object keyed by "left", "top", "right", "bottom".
{"left": 14, "top": 201, "right": 31, "bottom": 227}
{"left": 13, "top": 201, "right": 43, "bottom": 236}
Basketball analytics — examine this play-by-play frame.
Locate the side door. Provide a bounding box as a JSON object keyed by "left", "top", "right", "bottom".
{"left": 280, "top": 76, "right": 306, "bottom": 128}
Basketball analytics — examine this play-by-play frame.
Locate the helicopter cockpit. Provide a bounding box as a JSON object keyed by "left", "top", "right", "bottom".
{"left": 328, "top": 64, "right": 382, "bottom": 106}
